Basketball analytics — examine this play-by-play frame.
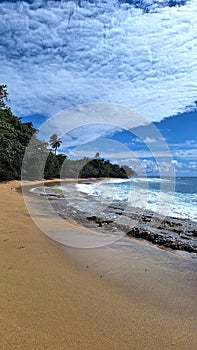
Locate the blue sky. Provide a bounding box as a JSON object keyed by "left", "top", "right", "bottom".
{"left": 0, "top": 0, "right": 197, "bottom": 175}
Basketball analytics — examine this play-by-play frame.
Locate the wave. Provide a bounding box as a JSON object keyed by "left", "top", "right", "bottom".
{"left": 101, "top": 177, "right": 173, "bottom": 184}
{"left": 76, "top": 178, "right": 197, "bottom": 222}
{"left": 30, "top": 177, "right": 197, "bottom": 222}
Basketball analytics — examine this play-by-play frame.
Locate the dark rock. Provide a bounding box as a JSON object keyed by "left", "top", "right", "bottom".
{"left": 192, "top": 230, "right": 197, "bottom": 237}
{"left": 86, "top": 216, "right": 113, "bottom": 227}
{"left": 48, "top": 194, "right": 197, "bottom": 254}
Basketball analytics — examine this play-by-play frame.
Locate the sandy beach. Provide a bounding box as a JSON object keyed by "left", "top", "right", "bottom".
{"left": 0, "top": 180, "right": 196, "bottom": 350}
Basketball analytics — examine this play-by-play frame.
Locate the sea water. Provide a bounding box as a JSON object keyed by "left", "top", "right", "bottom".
{"left": 76, "top": 177, "right": 197, "bottom": 222}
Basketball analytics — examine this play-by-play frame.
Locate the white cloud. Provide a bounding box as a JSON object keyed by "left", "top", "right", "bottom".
{"left": 172, "top": 159, "right": 183, "bottom": 169}
{"left": 174, "top": 148, "right": 197, "bottom": 160}
{"left": 0, "top": 0, "right": 197, "bottom": 122}
{"left": 119, "top": 157, "right": 154, "bottom": 175}
{"left": 188, "top": 161, "right": 197, "bottom": 169}
{"left": 141, "top": 159, "right": 159, "bottom": 173}
{"left": 70, "top": 149, "right": 132, "bottom": 159}
{"left": 61, "top": 124, "right": 120, "bottom": 149}
{"left": 133, "top": 150, "right": 172, "bottom": 158}
{"left": 186, "top": 140, "right": 197, "bottom": 146}
{"left": 169, "top": 141, "right": 197, "bottom": 148}
{"left": 68, "top": 135, "right": 135, "bottom": 159}
{"left": 143, "top": 136, "right": 157, "bottom": 143}
{"left": 127, "top": 136, "right": 157, "bottom": 146}
{"left": 172, "top": 159, "right": 197, "bottom": 172}
{"left": 37, "top": 103, "right": 148, "bottom": 146}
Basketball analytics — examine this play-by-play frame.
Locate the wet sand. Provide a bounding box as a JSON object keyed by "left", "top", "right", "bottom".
{"left": 0, "top": 180, "right": 196, "bottom": 349}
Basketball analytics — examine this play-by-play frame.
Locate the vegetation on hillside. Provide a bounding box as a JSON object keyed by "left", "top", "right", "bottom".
{"left": 0, "top": 85, "right": 136, "bottom": 181}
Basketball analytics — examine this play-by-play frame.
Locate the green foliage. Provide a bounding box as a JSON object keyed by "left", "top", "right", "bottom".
{"left": 50, "top": 156, "right": 136, "bottom": 180}
{"left": 120, "top": 164, "right": 137, "bottom": 177}
{"left": 0, "top": 106, "right": 36, "bottom": 180}
{"left": 95, "top": 152, "right": 100, "bottom": 158}
{"left": 22, "top": 135, "right": 49, "bottom": 180}
{"left": 49, "top": 134, "right": 62, "bottom": 155}
{"left": 70, "top": 158, "right": 136, "bottom": 179}
{"left": 0, "top": 85, "right": 136, "bottom": 181}
{"left": 0, "top": 85, "right": 9, "bottom": 109}
{"left": 44, "top": 153, "right": 67, "bottom": 179}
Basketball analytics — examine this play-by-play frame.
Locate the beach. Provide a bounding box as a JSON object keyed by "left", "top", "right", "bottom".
{"left": 31, "top": 178, "right": 197, "bottom": 253}
{"left": 0, "top": 180, "right": 197, "bottom": 349}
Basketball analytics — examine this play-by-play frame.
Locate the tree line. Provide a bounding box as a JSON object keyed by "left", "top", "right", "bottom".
{"left": 0, "top": 85, "right": 136, "bottom": 181}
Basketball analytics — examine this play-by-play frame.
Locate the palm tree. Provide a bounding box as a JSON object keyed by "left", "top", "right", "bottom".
{"left": 95, "top": 152, "right": 100, "bottom": 158}
{"left": 49, "top": 134, "right": 62, "bottom": 155}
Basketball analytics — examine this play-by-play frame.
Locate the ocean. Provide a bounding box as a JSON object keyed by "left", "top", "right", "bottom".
{"left": 31, "top": 176, "right": 197, "bottom": 222}
{"left": 76, "top": 177, "right": 197, "bottom": 222}
{"left": 29, "top": 176, "right": 197, "bottom": 252}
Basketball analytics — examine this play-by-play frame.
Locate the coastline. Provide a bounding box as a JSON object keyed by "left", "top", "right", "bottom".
{"left": 0, "top": 180, "right": 197, "bottom": 349}
{"left": 30, "top": 178, "right": 197, "bottom": 253}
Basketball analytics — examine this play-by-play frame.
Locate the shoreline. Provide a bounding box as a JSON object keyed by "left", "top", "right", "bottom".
{"left": 30, "top": 179, "right": 197, "bottom": 254}
{"left": 0, "top": 180, "right": 197, "bottom": 349}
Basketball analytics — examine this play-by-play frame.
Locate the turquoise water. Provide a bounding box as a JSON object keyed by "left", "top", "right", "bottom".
{"left": 76, "top": 177, "right": 197, "bottom": 222}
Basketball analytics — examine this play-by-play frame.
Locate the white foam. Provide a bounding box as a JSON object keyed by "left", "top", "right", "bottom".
{"left": 76, "top": 179, "right": 197, "bottom": 222}
{"left": 76, "top": 183, "right": 102, "bottom": 196}
{"left": 31, "top": 179, "right": 197, "bottom": 222}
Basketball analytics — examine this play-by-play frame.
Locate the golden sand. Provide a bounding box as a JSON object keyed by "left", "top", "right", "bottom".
{"left": 0, "top": 181, "right": 196, "bottom": 349}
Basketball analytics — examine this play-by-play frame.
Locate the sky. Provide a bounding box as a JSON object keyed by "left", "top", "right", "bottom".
{"left": 0, "top": 0, "right": 197, "bottom": 176}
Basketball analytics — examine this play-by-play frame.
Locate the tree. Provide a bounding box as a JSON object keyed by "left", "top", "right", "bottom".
{"left": 49, "top": 134, "right": 62, "bottom": 155}
{"left": 0, "top": 85, "right": 137, "bottom": 181}
{"left": 44, "top": 153, "right": 67, "bottom": 179}
{"left": 0, "top": 85, "right": 9, "bottom": 110}
{"left": 22, "top": 135, "right": 49, "bottom": 180}
{"left": 95, "top": 152, "right": 100, "bottom": 158}
{"left": 121, "top": 165, "right": 137, "bottom": 177}
{"left": 0, "top": 86, "right": 37, "bottom": 180}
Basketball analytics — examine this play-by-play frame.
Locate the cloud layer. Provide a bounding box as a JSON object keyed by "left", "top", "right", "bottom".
{"left": 0, "top": 0, "right": 197, "bottom": 121}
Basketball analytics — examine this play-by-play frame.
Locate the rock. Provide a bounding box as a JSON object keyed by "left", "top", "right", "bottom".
{"left": 86, "top": 216, "right": 113, "bottom": 227}
{"left": 48, "top": 195, "right": 197, "bottom": 254}
{"left": 192, "top": 230, "right": 197, "bottom": 237}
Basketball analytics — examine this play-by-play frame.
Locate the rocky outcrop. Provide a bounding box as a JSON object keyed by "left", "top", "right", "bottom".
{"left": 49, "top": 195, "right": 197, "bottom": 253}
